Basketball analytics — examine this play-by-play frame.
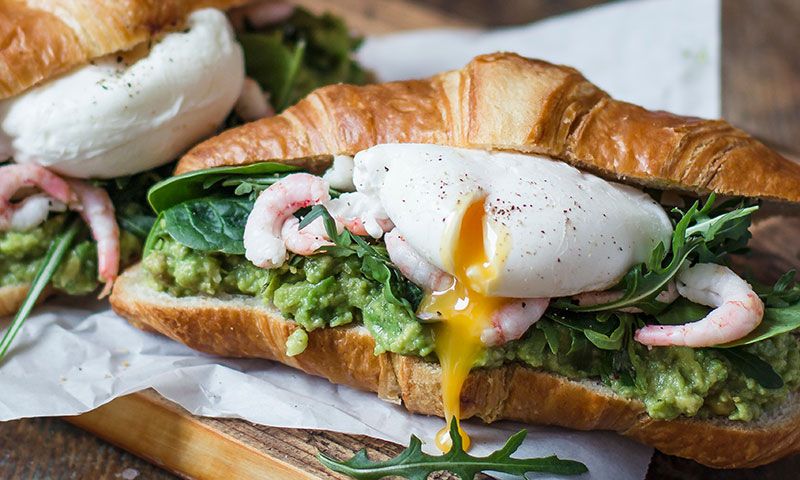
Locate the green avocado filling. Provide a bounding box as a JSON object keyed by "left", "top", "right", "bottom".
{"left": 0, "top": 214, "right": 141, "bottom": 295}
{"left": 144, "top": 235, "right": 433, "bottom": 357}
{"left": 139, "top": 163, "right": 800, "bottom": 424}
{"left": 143, "top": 235, "right": 800, "bottom": 422}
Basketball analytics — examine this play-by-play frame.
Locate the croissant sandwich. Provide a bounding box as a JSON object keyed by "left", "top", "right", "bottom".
{"left": 111, "top": 52, "right": 800, "bottom": 468}
{"left": 0, "top": 1, "right": 366, "bottom": 323}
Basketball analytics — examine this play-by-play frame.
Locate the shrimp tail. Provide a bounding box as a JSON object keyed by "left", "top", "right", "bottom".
{"left": 67, "top": 180, "right": 120, "bottom": 296}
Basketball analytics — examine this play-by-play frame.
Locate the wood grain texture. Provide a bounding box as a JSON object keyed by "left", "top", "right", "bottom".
{"left": 721, "top": 0, "right": 800, "bottom": 158}
{"left": 0, "top": 416, "right": 176, "bottom": 479}
{"left": 2, "top": 0, "right": 799, "bottom": 478}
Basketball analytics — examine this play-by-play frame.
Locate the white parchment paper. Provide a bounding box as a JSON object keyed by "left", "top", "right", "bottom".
{"left": 0, "top": 1, "right": 721, "bottom": 478}
{"left": 358, "top": 0, "right": 720, "bottom": 118}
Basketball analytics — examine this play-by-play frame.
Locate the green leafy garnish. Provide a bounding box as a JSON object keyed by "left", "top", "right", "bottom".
{"left": 317, "top": 418, "right": 588, "bottom": 479}
{"left": 554, "top": 195, "right": 757, "bottom": 314}
{"left": 238, "top": 7, "right": 367, "bottom": 113}
{"left": 719, "top": 271, "right": 800, "bottom": 347}
{"left": 239, "top": 34, "right": 306, "bottom": 111}
{"left": 717, "top": 347, "right": 784, "bottom": 389}
{"left": 147, "top": 162, "right": 301, "bottom": 213}
{"left": 300, "top": 205, "right": 423, "bottom": 312}
{"left": 653, "top": 298, "right": 710, "bottom": 325}
{"left": 0, "top": 215, "right": 82, "bottom": 361}
{"left": 161, "top": 197, "right": 253, "bottom": 255}
{"left": 547, "top": 311, "right": 633, "bottom": 351}
{"left": 102, "top": 164, "right": 173, "bottom": 239}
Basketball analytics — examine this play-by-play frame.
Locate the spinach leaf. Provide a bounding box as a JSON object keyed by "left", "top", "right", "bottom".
{"left": 117, "top": 209, "right": 157, "bottom": 238}
{"left": 717, "top": 347, "right": 784, "bottom": 389}
{"left": 162, "top": 197, "right": 253, "bottom": 255}
{"left": 318, "top": 417, "right": 588, "bottom": 479}
{"left": 148, "top": 162, "right": 300, "bottom": 213}
{"left": 654, "top": 298, "right": 710, "bottom": 325}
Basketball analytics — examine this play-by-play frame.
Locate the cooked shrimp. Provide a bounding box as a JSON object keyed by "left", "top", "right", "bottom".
{"left": 573, "top": 280, "right": 678, "bottom": 313}
{"left": 282, "top": 216, "right": 332, "bottom": 256}
{"left": 67, "top": 180, "right": 119, "bottom": 298}
{"left": 9, "top": 194, "right": 66, "bottom": 232}
{"left": 0, "top": 164, "right": 74, "bottom": 230}
{"left": 385, "top": 228, "right": 453, "bottom": 291}
{"left": 481, "top": 297, "right": 550, "bottom": 346}
{"left": 634, "top": 263, "right": 764, "bottom": 347}
{"left": 244, "top": 173, "right": 330, "bottom": 268}
{"left": 327, "top": 192, "right": 394, "bottom": 238}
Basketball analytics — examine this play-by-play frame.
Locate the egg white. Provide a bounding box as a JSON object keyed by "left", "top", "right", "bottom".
{"left": 353, "top": 144, "right": 673, "bottom": 298}
{"left": 0, "top": 9, "right": 244, "bottom": 179}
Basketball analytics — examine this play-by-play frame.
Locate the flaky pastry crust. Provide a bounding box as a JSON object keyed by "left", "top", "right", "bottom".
{"left": 177, "top": 52, "right": 800, "bottom": 203}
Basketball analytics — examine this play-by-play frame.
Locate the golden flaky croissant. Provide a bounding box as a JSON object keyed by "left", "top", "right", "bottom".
{"left": 0, "top": 0, "right": 247, "bottom": 99}
{"left": 177, "top": 52, "right": 800, "bottom": 203}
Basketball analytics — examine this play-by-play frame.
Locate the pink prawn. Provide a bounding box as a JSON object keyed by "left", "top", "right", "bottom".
{"left": 0, "top": 164, "right": 74, "bottom": 230}
{"left": 68, "top": 180, "right": 119, "bottom": 298}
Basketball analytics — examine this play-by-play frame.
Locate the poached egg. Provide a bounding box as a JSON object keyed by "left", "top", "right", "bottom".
{"left": 0, "top": 9, "right": 244, "bottom": 179}
{"left": 350, "top": 144, "right": 673, "bottom": 450}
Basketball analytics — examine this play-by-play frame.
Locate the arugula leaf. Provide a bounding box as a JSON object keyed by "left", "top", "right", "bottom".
{"left": 0, "top": 215, "right": 82, "bottom": 361}
{"left": 162, "top": 197, "right": 253, "bottom": 255}
{"left": 753, "top": 270, "right": 800, "bottom": 308}
{"left": 717, "top": 347, "right": 784, "bottom": 389}
{"left": 554, "top": 195, "right": 758, "bottom": 314}
{"left": 547, "top": 311, "right": 631, "bottom": 351}
{"left": 720, "top": 305, "right": 800, "bottom": 348}
{"left": 317, "top": 418, "right": 588, "bottom": 479}
{"left": 301, "top": 205, "right": 423, "bottom": 311}
{"left": 148, "top": 162, "right": 301, "bottom": 212}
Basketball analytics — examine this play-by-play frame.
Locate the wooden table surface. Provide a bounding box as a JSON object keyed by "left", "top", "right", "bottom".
{"left": 2, "top": 0, "right": 799, "bottom": 478}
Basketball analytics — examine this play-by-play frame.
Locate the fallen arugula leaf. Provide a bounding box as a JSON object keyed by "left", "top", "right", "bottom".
{"left": 0, "top": 215, "right": 82, "bottom": 361}
{"left": 317, "top": 418, "right": 588, "bottom": 479}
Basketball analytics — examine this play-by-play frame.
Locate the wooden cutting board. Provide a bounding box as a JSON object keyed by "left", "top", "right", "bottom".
{"left": 63, "top": 1, "right": 800, "bottom": 479}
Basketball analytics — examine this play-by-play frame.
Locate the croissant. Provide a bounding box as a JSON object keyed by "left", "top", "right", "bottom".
{"left": 178, "top": 52, "right": 800, "bottom": 203}
{"left": 0, "top": 0, "right": 247, "bottom": 99}
{"left": 113, "top": 53, "right": 800, "bottom": 469}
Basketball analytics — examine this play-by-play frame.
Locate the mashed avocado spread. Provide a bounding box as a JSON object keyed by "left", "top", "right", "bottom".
{"left": 0, "top": 214, "right": 141, "bottom": 295}
{"left": 144, "top": 236, "right": 433, "bottom": 357}
{"left": 143, "top": 235, "right": 800, "bottom": 422}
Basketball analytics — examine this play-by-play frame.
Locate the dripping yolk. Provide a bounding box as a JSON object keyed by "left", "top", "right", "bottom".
{"left": 418, "top": 198, "right": 510, "bottom": 452}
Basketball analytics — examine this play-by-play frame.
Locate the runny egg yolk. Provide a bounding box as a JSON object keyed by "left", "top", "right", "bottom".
{"left": 418, "top": 198, "right": 511, "bottom": 452}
